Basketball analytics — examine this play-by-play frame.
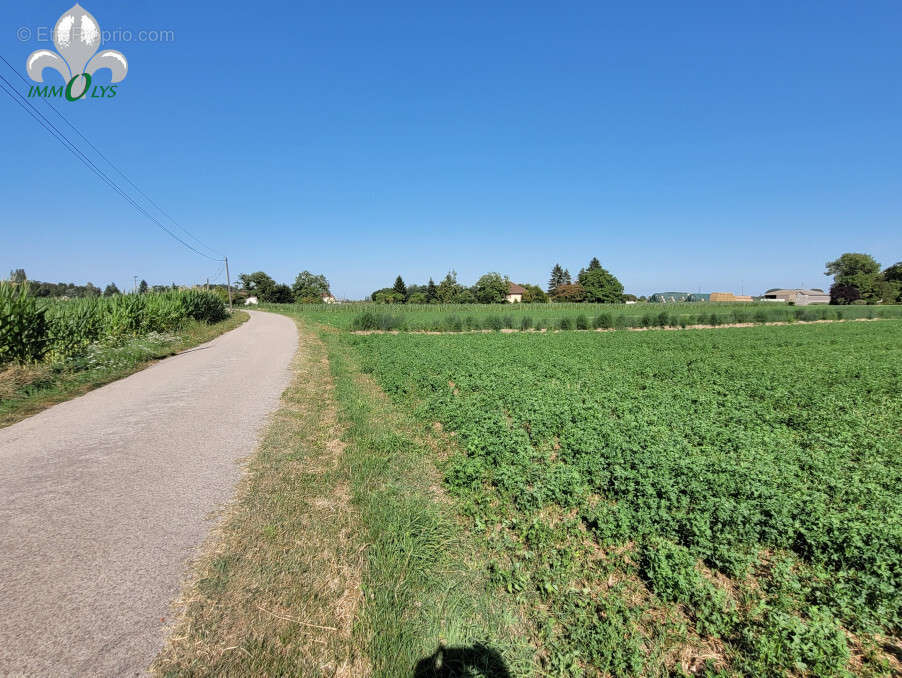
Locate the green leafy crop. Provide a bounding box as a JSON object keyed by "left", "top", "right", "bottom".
{"left": 348, "top": 321, "right": 902, "bottom": 675}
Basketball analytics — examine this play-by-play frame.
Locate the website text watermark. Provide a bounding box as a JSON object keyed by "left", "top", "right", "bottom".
{"left": 17, "top": 26, "right": 175, "bottom": 44}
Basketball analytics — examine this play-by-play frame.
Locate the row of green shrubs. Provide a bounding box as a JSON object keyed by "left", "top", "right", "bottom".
{"left": 350, "top": 305, "right": 883, "bottom": 333}
{"left": 0, "top": 284, "right": 228, "bottom": 365}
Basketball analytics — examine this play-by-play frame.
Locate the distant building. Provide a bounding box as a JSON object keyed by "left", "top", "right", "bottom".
{"left": 506, "top": 282, "right": 526, "bottom": 303}
{"left": 710, "top": 292, "right": 754, "bottom": 302}
{"left": 761, "top": 289, "right": 829, "bottom": 305}
{"left": 649, "top": 292, "right": 691, "bottom": 303}
{"left": 648, "top": 292, "right": 715, "bottom": 303}
{"left": 244, "top": 296, "right": 259, "bottom": 306}
{"left": 322, "top": 294, "right": 337, "bottom": 304}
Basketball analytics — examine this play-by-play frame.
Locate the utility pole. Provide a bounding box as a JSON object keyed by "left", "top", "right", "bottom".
{"left": 224, "top": 257, "right": 233, "bottom": 311}
{"left": 133, "top": 275, "right": 137, "bottom": 293}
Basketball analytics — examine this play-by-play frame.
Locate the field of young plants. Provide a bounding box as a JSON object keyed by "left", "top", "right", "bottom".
{"left": 343, "top": 320, "right": 902, "bottom": 676}
{"left": 269, "top": 301, "right": 902, "bottom": 333}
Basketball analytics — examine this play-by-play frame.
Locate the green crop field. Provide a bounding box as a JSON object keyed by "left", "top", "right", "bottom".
{"left": 264, "top": 301, "right": 902, "bottom": 333}
{"left": 337, "top": 319, "right": 902, "bottom": 676}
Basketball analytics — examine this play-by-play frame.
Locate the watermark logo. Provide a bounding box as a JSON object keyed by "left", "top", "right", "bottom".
{"left": 25, "top": 4, "right": 127, "bottom": 101}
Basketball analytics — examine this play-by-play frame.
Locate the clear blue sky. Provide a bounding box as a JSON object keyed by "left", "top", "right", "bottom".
{"left": 2, "top": 0, "right": 900, "bottom": 298}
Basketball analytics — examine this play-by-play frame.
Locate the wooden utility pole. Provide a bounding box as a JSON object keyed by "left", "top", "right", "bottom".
{"left": 224, "top": 257, "right": 233, "bottom": 311}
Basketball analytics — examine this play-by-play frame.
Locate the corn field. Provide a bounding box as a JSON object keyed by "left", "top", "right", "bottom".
{"left": 0, "top": 284, "right": 228, "bottom": 365}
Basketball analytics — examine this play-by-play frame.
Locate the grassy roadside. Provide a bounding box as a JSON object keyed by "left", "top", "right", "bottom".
{"left": 154, "top": 317, "right": 368, "bottom": 677}
{"left": 0, "top": 311, "right": 248, "bottom": 428}
{"left": 320, "top": 324, "right": 534, "bottom": 677}
{"left": 153, "top": 315, "right": 533, "bottom": 677}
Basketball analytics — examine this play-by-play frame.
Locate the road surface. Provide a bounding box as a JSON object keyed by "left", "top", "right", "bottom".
{"left": 0, "top": 310, "right": 297, "bottom": 677}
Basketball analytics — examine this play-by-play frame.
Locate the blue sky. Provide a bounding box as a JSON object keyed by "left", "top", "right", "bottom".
{"left": 2, "top": 1, "right": 900, "bottom": 298}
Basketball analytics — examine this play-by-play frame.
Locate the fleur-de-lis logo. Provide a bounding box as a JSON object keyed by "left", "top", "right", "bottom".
{"left": 26, "top": 4, "right": 127, "bottom": 98}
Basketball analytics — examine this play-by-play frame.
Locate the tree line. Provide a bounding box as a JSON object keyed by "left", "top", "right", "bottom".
{"left": 6, "top": 269, "right": 177, "bottom": 298}
{"left": 7, "top": 269, "right": 244, "bottom": 300}
{"left": 826, "top": 253, "right": 901, "bottom": 304}
{"left": 236, "top": 270, "right": 331, "bottom": 303}
{"left": 371, "top": 258, "right": 625, "bottom": 304}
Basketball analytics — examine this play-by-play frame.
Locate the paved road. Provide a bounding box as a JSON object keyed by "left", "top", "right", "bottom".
{"left": 0, "top": 311, "right": 297, "bottom": 677}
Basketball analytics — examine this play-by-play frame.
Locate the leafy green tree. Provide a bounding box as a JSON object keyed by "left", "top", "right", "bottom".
{"left": 457, "top": 289, "right": 477, "bottom": 304}
{"left": 521, "top": 284, "right": 548, "bottom": 303}
{"left": 292, "top": 271, "right": 330, "bottom": 303}
{"left": 138, "top": 279, "right": 149, "bottom": 294}
{"left": 826, "top": 252, "right": 880, "bottom": 278}
{"left": 103, "top": 283, "right": 121, "bottom": 297}
{"left": 883, "top": 262, "right": 902, "bottom": 283}
{"left": 578, "top": 260, "right": 624, "bottom": 303}
{"left": 9, "top": 269, "right": 26, "bottom": 283}
{"left": 437, "top": 271, "right": 464, "bottom": 303}
{"left": 877, "top": 280, "right": 901, "bottom": 304}
{"left": 826, "top": 253, "right": 881, "bottom": 303}
{"left": 371, "top": 287, "right": 404, "bottom": 303}
{"left": 269, "top": 284, "right": 295, "bottom": 303}
{"left": 238, "top": 271, "right": 276, "bottom": 300}
{"left": 407, "top": 291, "right": 428, "bottom": 304}
{"left": 426, "top": 278, "right": 438, "bottom": 303}
{"left": 392, "top": 275, "right": 408, "bottom": 300}
{"left": 880, "top": 262, "right": 902, "bottom": 303}
{"left": 473, "top": 273, "right": 508, "bottom": 304}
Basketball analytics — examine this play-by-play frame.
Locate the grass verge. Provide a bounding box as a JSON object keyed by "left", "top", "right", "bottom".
{"left": 153, "top": 315, "right": 533, "bottom": 677}
{"left": 0, "top": 311, "right": 248, "bottom": 429}
{"left": 320, "top": 323, "right": 534, "bottom": 677}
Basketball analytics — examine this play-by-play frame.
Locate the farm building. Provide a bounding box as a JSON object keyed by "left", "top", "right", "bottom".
{"left": 506, "top": 283, "right": 526, "bottom": 303}
{"left": 761, "top": 289, "right": 829, "bottom": 305}
{"left": 649, "top": 292, "right": 712, "bottom": 302}
{"left": 649, "top": 292, "right": 691, "bottom": 302}
{"left": 710, "top": 292, "right": 754, "bottom": 302}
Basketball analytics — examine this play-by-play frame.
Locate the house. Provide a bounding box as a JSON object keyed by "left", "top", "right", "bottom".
{"left": 506, "top": 283, "right": 526, "bottom": 303}
{"left": 761, "top": 289, "right": 829, "bottom": 306}
{"left": 244, "top": 296, "right": 259, "bottom": 305}
{"left": 322, "top": 294, "right": 337, "bottom": 304}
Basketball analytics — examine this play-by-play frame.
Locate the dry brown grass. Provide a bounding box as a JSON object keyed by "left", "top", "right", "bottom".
{"left": 0, "top": 362, "right": 50, "bottom": 400}
{"left": 153, "top": 322, "right": 368, "bottom": 677}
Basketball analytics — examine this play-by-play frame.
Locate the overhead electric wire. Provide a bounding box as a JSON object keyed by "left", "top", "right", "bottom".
{"left": 0, "top": 55, "right": 223, "bottom": 260}
{"left": 0, "top": 60, "right": 223, "bottom": 262}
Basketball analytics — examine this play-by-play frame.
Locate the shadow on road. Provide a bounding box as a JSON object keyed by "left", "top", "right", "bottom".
{"left": 413, "top": 643, "right": 511, "bottom": 678}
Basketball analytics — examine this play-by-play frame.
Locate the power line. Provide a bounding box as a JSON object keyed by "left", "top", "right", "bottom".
{"left": 0, "top": 63, "right": 223, "bottom": 262}
{"left": 0, "top": 55, "right": 223, "bottom": 260}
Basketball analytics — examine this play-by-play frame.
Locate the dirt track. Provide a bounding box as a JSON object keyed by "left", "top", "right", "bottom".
{"left": 0, "top": 311, "right": 297, "bottom": 677}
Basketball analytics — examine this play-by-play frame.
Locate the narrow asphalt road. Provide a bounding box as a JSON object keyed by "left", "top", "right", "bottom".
{"left": 0, "top": 310, "right": 297, "bottom": 677}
